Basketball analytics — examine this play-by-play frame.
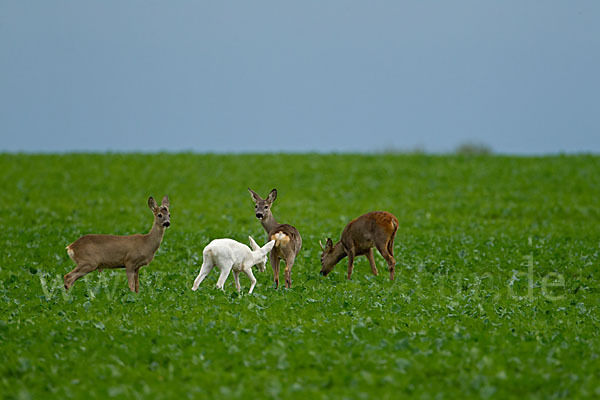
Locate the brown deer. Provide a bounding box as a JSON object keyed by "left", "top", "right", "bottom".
{"left": 320, "top": 211, "right": 398, "bottom": 280}
{"left": 64, "top": 196, "right": 171, "bottom": 293}
{"left": 248, "top": 188, "right": 302, "bottom": 289}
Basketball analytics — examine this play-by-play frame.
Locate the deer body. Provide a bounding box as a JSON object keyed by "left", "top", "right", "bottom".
{"left": 191, "top": 237, "right": 275, "bottom": 294}
{"left": 249, "top": 188, "right": 302, "bottom": 289}
{"left": 64, "top": 196, "right": 171, "bottom": 293}
{"left": 320, "top": 211, "right": 398, "bottom": 280}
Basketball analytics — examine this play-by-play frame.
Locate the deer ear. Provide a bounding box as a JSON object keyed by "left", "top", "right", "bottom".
{"left": 263, "top": 240, "right": 276, "bottom": 253}
{"left": 162, "top": 195, "right": 169, "bottom": 207}
{"left": 326, "top": 238, "right": 333, "bottom": 248}
{"left": 248, "top": 188, "right": 261, "bottom": 203}
{"left": 148, "top": 197, "right": 158, "bottom": 211}
{"left": 248, "top": 236, "right": 259, "bottom": 251}
{"left": 267, "top": 188, "right": 277, "bottom": 203}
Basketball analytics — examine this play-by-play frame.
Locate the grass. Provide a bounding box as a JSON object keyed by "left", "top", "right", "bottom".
{"left": 1, "top": 153, "right": 599, "bottom": 399}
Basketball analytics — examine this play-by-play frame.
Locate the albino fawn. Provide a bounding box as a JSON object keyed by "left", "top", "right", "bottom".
{"left": 64, "top": 196, "right": 171, "bottom": 293}
{"left": 191, "top": 237, "right": 275, "bottom": 294}
{"left": 320, "top": 211, "right": 398, "bottom": 280}
{"left": 248, "top": 188, "right": 302, "bottom": 289}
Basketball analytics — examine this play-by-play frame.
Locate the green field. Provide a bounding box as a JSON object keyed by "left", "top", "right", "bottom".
{"left": 1, "top": 153, "right": 599, "bottom": 399}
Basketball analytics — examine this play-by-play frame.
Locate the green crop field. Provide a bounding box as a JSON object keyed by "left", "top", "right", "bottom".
{"left": 1, "top": 153, "right": 599, "bottom": 399}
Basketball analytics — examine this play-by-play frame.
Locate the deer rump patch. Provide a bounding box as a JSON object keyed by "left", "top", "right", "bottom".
{"left": 271, "top": 232, "right": 291, "bottom": 247}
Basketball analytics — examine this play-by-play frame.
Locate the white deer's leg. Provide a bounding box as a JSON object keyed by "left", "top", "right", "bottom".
{"left": 233, "top": 270, "right": 241, "bottom": 292}
{"left": 244, "top": 268, "right": 257, "bottom": 294}
{"left": 192, "top": 259, "right": 214, "bottom": 291}
{"left": 215, "top": 262, "right": 233, "bottom": 290}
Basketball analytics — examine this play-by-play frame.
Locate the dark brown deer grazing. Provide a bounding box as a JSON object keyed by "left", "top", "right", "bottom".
{"left": 320, "top": 211, "right": 398, "bottom": 280}
{"left": 64, "top": 196, "right": 171, "bottom": 293}
{"left": 248, "top": 188, "right": 302, "bottom": 289}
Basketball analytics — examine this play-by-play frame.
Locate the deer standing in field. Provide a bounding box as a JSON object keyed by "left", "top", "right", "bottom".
{"left": 248, "top": 188, "right": 302, "bottom": 289}
{"left": 319, "top": 211, "right": 398, "bottom": 280}
{"left": 64, "top": 196, "right": 171, "bottom": 293}
{"left": 191, "top": 237, "right": 275, "bottom": 294}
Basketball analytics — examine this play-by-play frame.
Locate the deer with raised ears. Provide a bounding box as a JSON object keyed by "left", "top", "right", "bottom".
{"left": 319, "top": 211, "right": 398, "bottom": 281}
{"left": 64, "top": 195, "right": 171, "bottom": 293}
{"left": 248, "top": 188, "right": 302, "bottom": 289}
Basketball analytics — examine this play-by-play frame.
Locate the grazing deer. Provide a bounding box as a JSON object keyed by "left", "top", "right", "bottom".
{"left": 320, "top": 211, "right": 398, "bottom": 280}
{"left": 191, "top": 237, "right": 275, "bottom": 294}
{"left": 248, "top": 188, "right": 302, "bottom": 289}
{"left": 64, "top": 196, "right": 171, "bottom": 293}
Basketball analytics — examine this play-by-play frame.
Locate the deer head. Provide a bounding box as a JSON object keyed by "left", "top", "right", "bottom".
{"left": 248, "top": 188, "right": 277, "bottom": 221}
{"left": 248, "top": 236, "right": 273, "bottom": 272}
{"left": 148, "top": 195, "right": 171, "bottom": 228}
{"left": 319, "top": 238, "right": 338, "bottom": 276}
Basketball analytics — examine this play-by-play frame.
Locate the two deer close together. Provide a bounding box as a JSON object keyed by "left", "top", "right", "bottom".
{"left": 64, "top": 189, "right": 398, "bottom": 294}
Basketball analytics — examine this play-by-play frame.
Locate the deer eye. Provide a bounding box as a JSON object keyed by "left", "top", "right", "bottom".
{"left": 158, "top": 213, "right": 163, "bottom": 218}
{"left": 168, "top": 214, "right": 171, "bottom": 217}
{"left": 264, "top": 206, "right": 268, "bottom": 209}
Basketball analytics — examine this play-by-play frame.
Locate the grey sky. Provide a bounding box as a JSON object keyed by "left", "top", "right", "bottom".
{"left": 1, "top": 1, "right": 598, "bottom": 153}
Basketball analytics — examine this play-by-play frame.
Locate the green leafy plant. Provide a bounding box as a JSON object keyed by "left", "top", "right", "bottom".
{"left": 0, "top": 153, "right": 598, "bottom": 399}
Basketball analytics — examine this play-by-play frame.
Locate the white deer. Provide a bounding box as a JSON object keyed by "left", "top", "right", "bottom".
{"left": 191, "top": 237, "right": 275, "bottom": 294}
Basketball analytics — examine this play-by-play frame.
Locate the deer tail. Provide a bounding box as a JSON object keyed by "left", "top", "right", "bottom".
{"left": 66, "top": 244, "right": 76, "bottom": 262}
{"left": 271, "top": 232, "right": 291, "bottom": 248}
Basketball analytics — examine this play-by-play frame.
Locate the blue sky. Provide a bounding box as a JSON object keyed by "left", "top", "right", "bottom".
{"left": 1, "top": 1, "right": 598, "bottom": 153}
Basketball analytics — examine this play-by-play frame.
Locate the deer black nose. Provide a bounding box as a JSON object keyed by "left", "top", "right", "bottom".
{"left": 163, "top": 221, "right": 170, "bottom": 227}
{"left": 256, "top": 213, "right": 263, "bottom": 219}
{"left": 320, "top": 271, "right": 325, "bottom": 276}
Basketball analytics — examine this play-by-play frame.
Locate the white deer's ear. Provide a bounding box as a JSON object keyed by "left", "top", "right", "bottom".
{"left": 248, "top": 188, "right": 261, "bottom": 203}
{"left": 263, "top": 240, "right": 276, "bottom": 253}
{"left": 248, "top": 236, "right": 259, "bottom": 251}
{"left": 161, "top": 195, "right": 169, "bottom": 207}
{"left": 267, "top": 188, "right": 277, "bottom": 204}
{"left": 148, "top": 197, "right": 158, "bottom": 211}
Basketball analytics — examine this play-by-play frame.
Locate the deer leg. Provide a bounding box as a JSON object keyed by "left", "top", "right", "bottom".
{"left": 284, "top": 256, "right": 294, "bottom": 289}
{"left": 347, "top": 251, "right": 355, "bottom": 280}
{"left": 134, "top": 269, "right": 140, "bottom": 293}
{"left": 192, "top": 259, "right": 215, "bottom": 291}
{"left": 64, "top": 264, "right": 96, "bottom": 290}
{"left": 64, "top": 266, "right": 78, "bottom": 290}
{"left": 270, "top": 252, "right": 280, "bottom": 289}
{"left": 376, "top": 243, "right": 396, "bottom": 281}
{"left": 387, "top": 237, "right": 396, "bottom": 281}
{"left": 215, "top": 262, "right": 233, "bottom": 291}
{"left": 233, "top": 270, "right": 241, "bottom": 292}
{"left": 366, "top": 248, "right": 378, "bottom": 276}
{"left": 244, "top": 268, "right": 257, "bottom": 294}
{"left": 126, "top": 267, "right": 136, "bottom": 292}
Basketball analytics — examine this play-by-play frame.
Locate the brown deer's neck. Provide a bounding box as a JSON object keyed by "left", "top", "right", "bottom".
{"left": 260, "top": 213, "right": 279, "bottom": 234}
{"left": 147, "top": 221, "right": 166, "bottom": 252}
{"left": 332, "top": 241, "right": 347, "bottom": 264}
